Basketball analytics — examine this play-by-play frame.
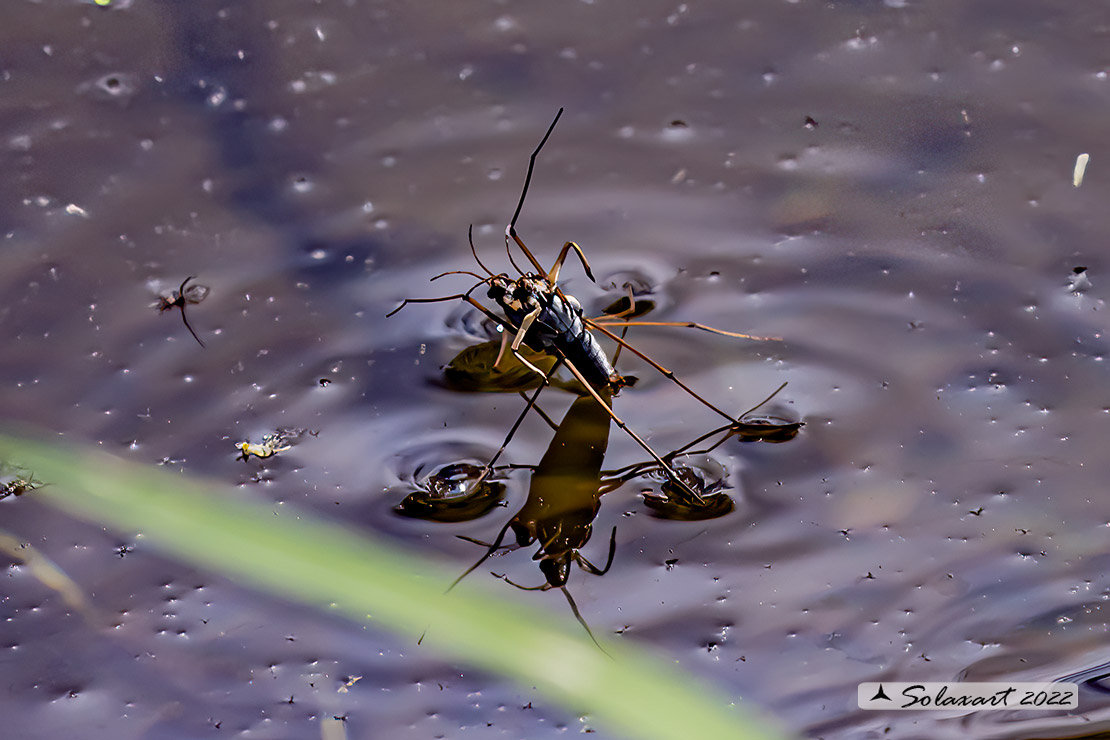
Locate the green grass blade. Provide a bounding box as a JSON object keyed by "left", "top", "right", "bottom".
{"left": 0, "top": 433, "right": 790, "bottom": 740}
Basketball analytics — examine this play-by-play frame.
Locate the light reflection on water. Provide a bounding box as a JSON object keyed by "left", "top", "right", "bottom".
{"left": 3, "top": 1, "right": 1110, "bottom": 738}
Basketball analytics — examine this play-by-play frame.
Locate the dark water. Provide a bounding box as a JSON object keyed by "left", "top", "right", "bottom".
{"left": 4, "top": 1, "right": 1110, "bottom": 738}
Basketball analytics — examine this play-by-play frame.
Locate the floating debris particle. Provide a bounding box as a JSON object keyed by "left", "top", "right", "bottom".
{"left": 1074, "top": 153, "right": 1090, "bottom": 187}
{"left": 236, "top": 428, "right": 316, "bottom": 460}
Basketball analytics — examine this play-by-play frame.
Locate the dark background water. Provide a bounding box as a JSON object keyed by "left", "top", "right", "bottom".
{"left": 4, "top": 1, "right": 1110, "bottom": 738}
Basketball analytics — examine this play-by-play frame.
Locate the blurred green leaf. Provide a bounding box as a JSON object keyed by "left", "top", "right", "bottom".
{"left": 0, "top": 432, "right": 790, "bottom": 740}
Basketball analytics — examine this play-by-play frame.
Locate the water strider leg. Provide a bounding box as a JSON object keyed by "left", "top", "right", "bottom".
{"left": 607, "top": 284, "right": 636, "bottom": 366}
{"left": 602, "top": 382, "right": 792, "bottom": 482}
{"left": 605, "top": 284, "right": 641, "bottom": 320}
{"left": 507, "top": 225, "right": 545, "bottom": 275}
{"left": 499, "top": 307, "right": 553, "bottom": 378}
{"left": 675, "top": 381, "right": 791, "bottom": 458}
{"left": 179, "top": 306, "right": 205, "bottom": 348}
{"left": 519, "top": 391, "right": 560, "bottom": 431}
{"left": 609, "top": 323, "right": 631, "bottom": 367}
{"left": 506, "top": 227, "right": 590, "bottom": 315}
{"left": 511, "top": 307, "right": 542, "bottom": 352}
{"left": 449, "top": 517, "right": 518, "bottom": 591}
{"left": 490, "top": 572, "right": 609, "bottom": 653}
{"left": 465, "top": 357, "right": 564, "bottom": 497}
{"left": 560, "top": 586, "right": 608, "bottom": 655}
{"left": 554, "top": 353, "right": 706, "bottom": 504}
{"left": 503, "top": 344, "right": 697, "bottom": 500}
{"left": 577, "top": 527, "right": 617, "bottom": 575}
{"left": 589, "top": 318, "right": 780, "bottom": 342}
{"left": 510, "top": 109, "right": 564, "bottom": 229}
{"left": 503, "top": 228, "right": 529, "bottom": 276}
{"left": 492, "top": 328, "right": 511, "bottom": 370}
{"left": 508, "top": 107, "right": 568, "bottom": 277}
{"left": 466, "top": 224, "right": 497, "bottom": 277}
{"left": 587, "top": 319, "right": 740, "bottom": 424}
{"left": 386, "top": 292, "right": 505, "bottom": 325}
{"left": 503, "top": 107, "right": 565, "bottom": 276}
{"left": 548, "top": 241, "right": 595, "bottom": 284}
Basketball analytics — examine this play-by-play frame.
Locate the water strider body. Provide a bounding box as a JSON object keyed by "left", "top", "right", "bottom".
{"left": 486, "top": 273, "right": 620, "bottom": 392}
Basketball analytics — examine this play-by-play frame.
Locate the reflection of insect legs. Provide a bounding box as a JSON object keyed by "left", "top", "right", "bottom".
{"left": 600, "top": 381, "right": 801, "bottom": 511}
{"left": 388, "top": 108, "right": 779, "bottom": 505}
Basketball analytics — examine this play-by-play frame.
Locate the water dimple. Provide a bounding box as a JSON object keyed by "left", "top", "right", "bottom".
{"left": 394, "top": 462, "right": 506, "bottom": 524}
{"left": 86, "top": 73, "right": 138, "bottom": 101}
{"left": 290, "top": 174, "right": 314, "bottom": 194}
{"left": 387, "top": 441, "right": 516, "bottom": 524}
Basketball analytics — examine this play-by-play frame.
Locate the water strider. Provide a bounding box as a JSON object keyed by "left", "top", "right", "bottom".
{"left": 156, "top": 275, "right": 210, "bottom": 347}
{"left": 388, "top": 108, "right": 789, "bottom": 506}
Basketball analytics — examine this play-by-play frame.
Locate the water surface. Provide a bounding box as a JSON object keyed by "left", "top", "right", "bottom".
{"left": 4, "top": 2, "right": 1110, "bottom": 738}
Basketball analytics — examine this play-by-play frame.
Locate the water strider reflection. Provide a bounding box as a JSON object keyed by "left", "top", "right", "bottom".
{"left": 396, "top": 337, "right": 801, "bottom": 642}
{"left": 453, "top": 391, "right": 615, "bottom": 647}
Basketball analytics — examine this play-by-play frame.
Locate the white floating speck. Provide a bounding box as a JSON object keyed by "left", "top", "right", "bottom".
{"left": 1074, "top": 153, "right": 1089, "bottom": 187}
{"left": 65, "top": 204, "right": 89, "bottom": 217}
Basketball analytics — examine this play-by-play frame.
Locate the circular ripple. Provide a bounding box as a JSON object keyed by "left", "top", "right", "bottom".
{"left": 390, "top": 443, "right": 509, "bottom": 524}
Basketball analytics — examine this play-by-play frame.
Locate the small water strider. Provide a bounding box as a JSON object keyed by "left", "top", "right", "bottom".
{"left": 157, "top": 275, "right": 210, "bottom": 347}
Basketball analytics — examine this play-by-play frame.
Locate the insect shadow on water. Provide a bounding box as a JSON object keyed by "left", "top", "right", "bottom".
{"left": 156, "top": 276, "right": 210, "bottom": 347}
{"left": 450, "top": 391, "right": 616, "bottom": 650}
{"left": 427, "top": 383, "right": 800, "bottom": 646}
{"left": 387, "top": 107, "right": 784, "bottom": 508}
